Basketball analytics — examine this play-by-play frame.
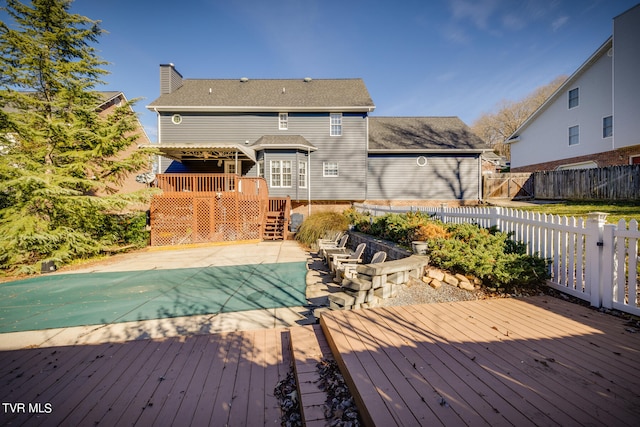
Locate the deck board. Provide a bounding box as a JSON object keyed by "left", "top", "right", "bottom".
{"left": 422, "top": 301, "right": 610, "bottom": 425}
{"left": 452, "top": 298, "right": 640, "bottom": 399}
{"left": 320, "top": 296, "right": 640, "bottom": 426}
{"left": 0, "top": 330, "right": 290, "bottom": 426}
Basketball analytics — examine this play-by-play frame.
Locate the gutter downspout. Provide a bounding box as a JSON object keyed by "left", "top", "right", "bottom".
{"left": 307, "top": 146, "right": 311, "bottom": 217}
{"left": 478, "top": 154, "right": 483, "bottom": 203}
{"left": 154, "top": 107, "right": 161, "bottom": 172}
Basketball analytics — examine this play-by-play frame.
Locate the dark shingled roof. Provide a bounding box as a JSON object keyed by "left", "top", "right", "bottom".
{"left": 368, "top": 117, "right": 490, "bottom": 152}
{"left": 147, "top": 78, "right": 375, "bottom": 111}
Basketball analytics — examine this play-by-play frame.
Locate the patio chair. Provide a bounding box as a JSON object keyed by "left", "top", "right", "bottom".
{"left": 330, "top": 243, "right": 366, "bottom": 273}
{"left": 320, "top": 234, "right": 349, "bottom": 261}
{"left": 335, "top": 250, "right": 387, "bottom": 284}
{"left": 317, "top": 231, "right": 344, "bottom": 249}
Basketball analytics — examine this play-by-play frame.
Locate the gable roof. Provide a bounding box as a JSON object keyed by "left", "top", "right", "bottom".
{"left": 507, "top": 37, "right": 613, "bottom": 143}
{"left": 147, "top": 78, "right": 375, "bottom": 112}
{"left": 368, "top": 116, "right": 490, "bottom": 153}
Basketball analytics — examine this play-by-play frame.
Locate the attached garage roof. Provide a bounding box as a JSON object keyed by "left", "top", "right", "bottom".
{"left": 368, "top": 116, "right": 490, "bottom": 153}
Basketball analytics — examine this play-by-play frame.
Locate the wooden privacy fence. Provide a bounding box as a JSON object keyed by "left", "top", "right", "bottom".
{"left": 354, "top": 203, "right": 640, "bottom": 316}
{"left": 150, "top": 174, "right": 269, "bottom": 246}
{"left": 534, "top": 164, "right": 640, "bottom": 199}
{"left": 483, "top": 173, "right": 534, "bottom": 199}
{"left": 484, "top": 165, "right": 640, "bottom": 200}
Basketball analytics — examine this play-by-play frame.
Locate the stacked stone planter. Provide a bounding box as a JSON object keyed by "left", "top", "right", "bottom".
{"left": 327, "top": 255, "right": 429, "bottom": 310}
{"left": 344, "top": 232, "right": 412, "bottom": 263}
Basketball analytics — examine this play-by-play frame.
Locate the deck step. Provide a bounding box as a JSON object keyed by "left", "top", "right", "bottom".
{"left": 263, "top": 211, "right": 286, "bottom": 240}
{"left": 289, "top": 325, "right": 334, "bottom": 427}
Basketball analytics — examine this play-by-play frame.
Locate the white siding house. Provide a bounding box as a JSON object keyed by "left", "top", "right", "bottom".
{"left": 508, "top": 4, "right": 640, "bottom": 171}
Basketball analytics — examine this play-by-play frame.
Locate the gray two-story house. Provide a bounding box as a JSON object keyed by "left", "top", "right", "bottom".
{"left": 146, "top": 64, "right": 489, "bottom": 210}
{"left": 147, "top": 64, "right": 375, "bottom": 205}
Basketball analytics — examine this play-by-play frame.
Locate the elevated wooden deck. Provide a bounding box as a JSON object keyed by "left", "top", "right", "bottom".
{"left": 1, "top": 296, "right": 639, "bottom": 426}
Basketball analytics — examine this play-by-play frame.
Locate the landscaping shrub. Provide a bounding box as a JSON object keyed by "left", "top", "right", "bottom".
{"left": 411, "top": 222, "right": 450, "bottom": 241}
{"left": 351, "top": 211, "right": 433, "bottom": 246}
{"left": 348, "top": 211, "right": 549, "bottom": 290}
{"left": 295, "top": 211, "right": 349, "bottom": 247}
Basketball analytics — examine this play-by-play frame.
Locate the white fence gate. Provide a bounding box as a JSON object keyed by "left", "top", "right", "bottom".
{"left": 353, "top": 203, "right": 640, "bottom": 316}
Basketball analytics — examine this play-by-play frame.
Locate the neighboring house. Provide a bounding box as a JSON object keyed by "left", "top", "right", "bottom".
{"left": 96, "top": 91, "right": 153, "bottom": 195}
{"left": 507, "top": 4, "right": 640, "bottom": 172}
{"left": 146, "top": 64, "right": 490, "bottom": 211}
{"left": 481, "top": 151, "right": 509, "bottom": 174}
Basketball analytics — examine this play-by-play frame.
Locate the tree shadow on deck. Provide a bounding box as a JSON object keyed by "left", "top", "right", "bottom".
{"left": 0, "top": 325, "right": 293, "bottom": 426}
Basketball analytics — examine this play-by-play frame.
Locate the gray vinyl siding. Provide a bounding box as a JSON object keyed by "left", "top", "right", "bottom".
{"left": 160, "top": 66, "right": 183, "bottom": 95}
{"left": 159, "top": 112, "right": 368, "bottom": 200}
{"left": 367, "top": 154, "right": 480, "bottom": 200}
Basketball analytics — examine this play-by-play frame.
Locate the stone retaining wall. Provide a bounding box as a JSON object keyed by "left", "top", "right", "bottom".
{"left": 346, "top": 231, "right": 412, "bottom": 263}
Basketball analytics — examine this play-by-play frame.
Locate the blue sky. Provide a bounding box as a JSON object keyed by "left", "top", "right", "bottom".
{"left": 12, "top": 0, "right": 640, "bottom": 141}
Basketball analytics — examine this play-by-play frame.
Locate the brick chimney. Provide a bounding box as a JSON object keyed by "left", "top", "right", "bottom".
{"left": 159, "top": 63, "right": 183, "bottom": 94}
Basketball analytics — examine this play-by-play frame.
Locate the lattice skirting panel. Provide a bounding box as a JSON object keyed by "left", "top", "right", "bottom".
{"left": 150, "top": 194, "right": 266, "bottom": 246}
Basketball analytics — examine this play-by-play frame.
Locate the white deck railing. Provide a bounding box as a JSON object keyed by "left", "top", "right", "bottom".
{"left": 353, "top": 203, "right": 640, "bottom": 316}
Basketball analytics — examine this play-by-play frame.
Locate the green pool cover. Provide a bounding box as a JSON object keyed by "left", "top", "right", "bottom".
{"left": 0, "top": 261, "right": 308, "bottom": 333}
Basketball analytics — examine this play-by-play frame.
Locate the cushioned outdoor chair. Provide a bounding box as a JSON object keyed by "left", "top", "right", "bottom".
{"left": 330, "top": 243, "right": 366, "bottom": 273}
{"left": 335, "top": 250, "right": 387, "bottom": 284}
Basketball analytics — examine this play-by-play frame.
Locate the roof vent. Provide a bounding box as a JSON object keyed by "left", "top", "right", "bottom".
{"left": 240, "top": 77, "right": 249, "bottom": 82}
{"left": 303, "top": 77, "right": 312, "bottom": 82}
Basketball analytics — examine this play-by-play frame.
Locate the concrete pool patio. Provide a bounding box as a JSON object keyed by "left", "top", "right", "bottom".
{"left": 0, "top": 241, "right": 322, "bottom": 351}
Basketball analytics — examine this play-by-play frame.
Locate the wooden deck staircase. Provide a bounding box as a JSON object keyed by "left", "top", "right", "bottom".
{"left": 263, "top": 211, "right": 287, "bottom": 240}
{"left": 264, "top": 197, "right": 291, "bottom": 241}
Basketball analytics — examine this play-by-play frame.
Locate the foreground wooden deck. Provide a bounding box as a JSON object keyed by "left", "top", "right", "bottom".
{"left": 0, "top": 329, "right": 292, "bottom": 426}
{"left": 1, "top": 296, "right": 639, "bottom": 426}
{"left": 321, "top": 296, "right": 640, "bottom": 426}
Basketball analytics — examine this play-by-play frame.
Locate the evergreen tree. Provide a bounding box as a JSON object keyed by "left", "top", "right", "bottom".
{"left": 0, "top": 0, "right": 157, "bottom": 273}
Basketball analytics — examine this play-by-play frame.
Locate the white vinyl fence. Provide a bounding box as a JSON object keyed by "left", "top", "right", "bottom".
{"left": 353, "top": 203, "right": 640, "bottom": 316}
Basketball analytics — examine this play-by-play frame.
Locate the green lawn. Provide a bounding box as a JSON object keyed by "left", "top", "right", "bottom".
{"left": 516, "top": 200, "right": 640, "bottom": 224}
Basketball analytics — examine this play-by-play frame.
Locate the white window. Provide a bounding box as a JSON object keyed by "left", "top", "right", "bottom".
{"left": 603, "top": 116, "right": 613, "bottom": 138}
{"left": 330, "top": 113, "right": 342, "bottom": 136}
{"left": 298, "top": 161, "right": 307, "bottom": 188}
{"left": 279, "top": 113, "right": 288, "bottom": 130}
{"left": 270, "top": 160, "right": 292, "bottom": 187}
{"left": 323, "top": 161, "right": 339, "bottom": 177}
{"left": 258, "top": 160, "right": 264, "bottom": 178}
{"left": 568, "top": 88, "right": 579, "bottom": 109}
{"left": 171, "top": 114, "right": 182, "bottom": 124}
{"left": 569, "top": 125, "right": 579, "bottom": 146}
